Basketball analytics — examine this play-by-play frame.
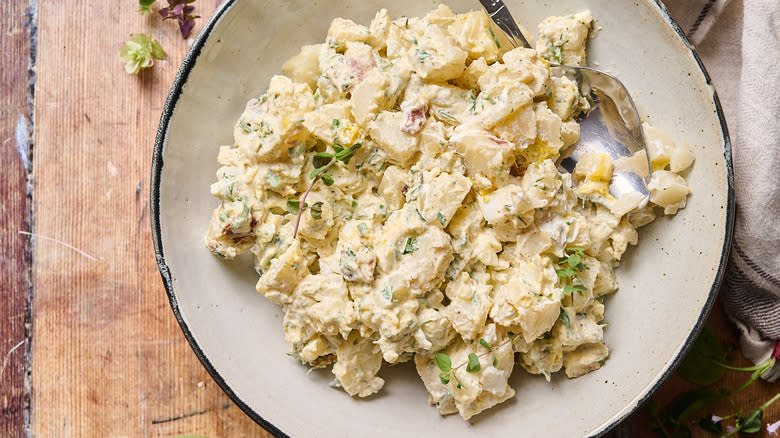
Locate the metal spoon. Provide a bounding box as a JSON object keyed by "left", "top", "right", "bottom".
{"left": 479, "top": 0, "right": 651, "bottom": 209}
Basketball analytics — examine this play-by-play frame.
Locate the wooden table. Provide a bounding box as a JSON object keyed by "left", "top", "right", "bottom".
{"left": 1, "top": 1, "right": 777, "bottom": 436}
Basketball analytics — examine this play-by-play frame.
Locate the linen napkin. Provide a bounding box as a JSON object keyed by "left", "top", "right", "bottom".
{"left": 662, "top": 0, "right": 780, "bottom": 381}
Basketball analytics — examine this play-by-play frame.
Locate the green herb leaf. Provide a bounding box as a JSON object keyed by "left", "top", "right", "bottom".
{"left": 286, "top": 199, "right": 301, "bottom": 215}
{"left": 313, "top": 152, "right": 333, "bottom": 169}
{"left": 380, "top": 286, "right": 393, "bottom": 301}
{"left": 556, "top": 267, "right": 576, "bottom": 278}
{"left": 331, "top": 118, "right": 340, "bottom": 128}
{"left": 492, "top": 353, "right": 499, "bottom": 368}
{"left": 269, "top": 206, "right": 287, "bottom": 215}
{"left": 558, "top": 308, "right": 570, "bottom": 328}
{"left": 415, "top": 49, "right": 431, "bottom": 62}
{"left": 666, "top": 388, "right": 722, "bottom": 424}
{"left": 676, "top": 324, "right": 728, "bottom": 385}
{"left": 548, "top": 41, "right": 563, "bottom": 64}
{"left": 150, "top": 38, "right": 167, "bottom": 59}
{"left": 138, "top": 0, "right": 156, "bottom": 14}
{"left": 437, "top": 212, "right": 446, "bottom": 226}
{"left": 439, "top": 372, "right": 450, "bottom": 384}
{"left": 321, "top": 173, "right": 334, "bottom": 186}
{"left": 697, "top": 415, "right": 723, "bottom": 433}
{"left": 357, "top": 222, "right": 368, "bottom": 237}
{"left": 402, "top": 236, "right": 418, "bottom": 255}
{"left": 436, "top": 109, "right": 458, "bottom": 124}
{"left": 466, "top": 353, "right": 481, "bottom": 373}
{"left": 119, "top": 33, "right": 166, "bottom": 74}
{"left": 239, "top": 121, "right": 252, "bottom": 132}
{"left": 265, "top": 170, "right": 280, "bottom": 187}
{"left": 435, "top": 353, "right": 452, "bottom": 372}
{"left": 310, "top": 202, "right": 323, "bottom": 219}
{"left": 479, "top": 338, "right": 491, "bottom": 349}
{"left": 563, "top": 284, "right": 587, "bottom": 294}
{"left": 488, "top": 28, "right": 501, "bottom": 49}
{"left": 736, "top": 409, "right": 763, "bottom": 433}
{"left": 334, "top": 142, "right": 361, "bottom": 164}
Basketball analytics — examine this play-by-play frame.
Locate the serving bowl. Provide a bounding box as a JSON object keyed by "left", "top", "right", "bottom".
{"left": 151, "top": 0, "right": 733, "bottom": 436}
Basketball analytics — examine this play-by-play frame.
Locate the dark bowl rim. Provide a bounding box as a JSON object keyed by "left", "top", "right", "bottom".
{"left": 150, "top": 1, "right": 734, "bottom": 436}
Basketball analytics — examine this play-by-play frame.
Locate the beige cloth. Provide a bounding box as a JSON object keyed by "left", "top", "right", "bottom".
{"left": 662, "top": 0, "right": 780, "bottom": 381}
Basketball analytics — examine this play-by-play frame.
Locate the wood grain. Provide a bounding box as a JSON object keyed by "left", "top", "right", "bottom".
{"left": 0, "top": 1, "right": 33, "bottom": 437}
{"left": 30, "top": 1, "right": 269, "bottom": 436}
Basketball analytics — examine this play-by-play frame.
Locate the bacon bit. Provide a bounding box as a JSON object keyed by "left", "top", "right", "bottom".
{"left": 223, "top": 225, "right": 254, "bottom": 243}
{"left": 346, "top": 57, "right": 374, "bottom": 84}
{"left": 400, "top": 103, "right": 427, "bottom": 135}
{"left": 310, "top": 354, "right": 336, "bottom": 366}
{"left": 488, "top": 135, "right": 510, "bottom": 146}
{"left": 401, "top": 184, "right": 409, "bottom": 195}
{"left": 510, "top": 164, "right": 525, "bottom": 177}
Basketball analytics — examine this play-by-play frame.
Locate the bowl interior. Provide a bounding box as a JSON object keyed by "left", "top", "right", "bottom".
{"left": 153, "top": 0, "right": 731, "bottom": 436}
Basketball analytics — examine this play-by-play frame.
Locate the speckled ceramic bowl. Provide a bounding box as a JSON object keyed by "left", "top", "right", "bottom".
{"left": 152, "top": 0, "right": 733, "bottom": 436}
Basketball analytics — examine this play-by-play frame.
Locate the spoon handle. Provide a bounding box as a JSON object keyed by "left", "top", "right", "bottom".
{"left": 478, "top": 0, "right": 532, "bottom": 49}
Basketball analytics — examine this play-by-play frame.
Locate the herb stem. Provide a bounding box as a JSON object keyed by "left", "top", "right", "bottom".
{"left": 451, "top": 334, "right": 516, "bottom": 372}
{"left": 292, "top": 160, "right": 335, "bottom": 238}
{"left": 148, "top": 6, "right": 153, "bottom": 36}
{"left": 760, "top": 391, "right": 780, "bottom": 411}
{"left": 728, "top": 378, "right": 756, "bottom": 398}
{"left": 715, "top": 357, "right": 775, "bottom": 373}
{"left": 655, "top": 420, "right": 672, "bottom": 438}
{"left": 721, "top": 358, "right": 776, "bottom": 397}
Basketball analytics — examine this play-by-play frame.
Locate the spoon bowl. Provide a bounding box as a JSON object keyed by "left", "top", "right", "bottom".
{"left": 480, "top": 0, "right": 651, "bottom": 208}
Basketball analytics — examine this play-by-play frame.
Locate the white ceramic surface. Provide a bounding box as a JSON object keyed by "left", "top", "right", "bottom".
{"left": 152, "top": 1, "right": 733, "bottom": 436}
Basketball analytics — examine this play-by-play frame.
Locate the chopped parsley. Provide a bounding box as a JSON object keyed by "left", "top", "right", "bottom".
{"left": 415, "top": 49, "right": 431, "bottom": 63}
{"left": 402, "top": 236, "right": 418, "bottom": 255}
{"left": 380, "top": 285, "right": 394, "bottom": 301}
{"left": 436, "top": 109, "right": 458, "bottom": 124}
{"left": 489, "top": 28, "right": 501, "bottom": 49}
{"left": 559, "top": 307, "right": 570, "bottom": 328}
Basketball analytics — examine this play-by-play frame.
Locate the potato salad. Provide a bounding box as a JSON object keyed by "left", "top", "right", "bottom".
{"left": 205, "top": 5, "right": 694, "bottom": 419}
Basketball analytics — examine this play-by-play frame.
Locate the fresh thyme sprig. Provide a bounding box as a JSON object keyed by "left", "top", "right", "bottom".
{"left": 291, "top": 142, "right": 361, "bottom": 238}
{"left": 556, "top": 247, "right": 588, "bottom": 294}
{"left": 434, "top": 334, "right": 517, "bottom": 388}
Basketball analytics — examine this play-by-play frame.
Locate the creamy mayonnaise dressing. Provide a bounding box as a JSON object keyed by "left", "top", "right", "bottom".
{"left": 205, "top": 5, "right": 693, "bottom": 419}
